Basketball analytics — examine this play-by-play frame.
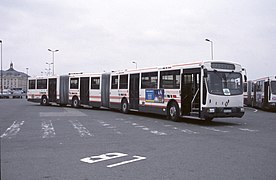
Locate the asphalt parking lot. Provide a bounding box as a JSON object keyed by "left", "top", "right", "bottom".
{"left": 1, "top": 99, "right": 275, "bottom": 180}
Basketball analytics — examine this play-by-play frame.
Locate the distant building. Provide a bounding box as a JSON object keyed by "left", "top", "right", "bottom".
{"left": 1, "top": 62, "right": 28, "bottom": 91}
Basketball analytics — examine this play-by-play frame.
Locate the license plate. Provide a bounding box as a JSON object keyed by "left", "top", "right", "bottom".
{"left": 224, "top": 109, "right": 232, "bottom": 113}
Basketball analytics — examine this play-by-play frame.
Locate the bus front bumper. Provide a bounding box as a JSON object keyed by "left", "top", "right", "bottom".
{"left": 202, "top": 107, "right": 245, "bottom": 119}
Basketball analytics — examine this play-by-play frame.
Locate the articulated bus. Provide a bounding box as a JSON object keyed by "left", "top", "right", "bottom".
{"left": 244, "top": 76, "right": 276, "bottom": 111}
{"left": 27, "top": 60, "right": 245, "bottom": 121}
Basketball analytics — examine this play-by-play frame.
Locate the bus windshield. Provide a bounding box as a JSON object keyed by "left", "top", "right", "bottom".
{"left": 207, "top": 71, "right": 243, "bottom": 95}
{"left": 271, "top": 81, "right": 276, "bottom": 95}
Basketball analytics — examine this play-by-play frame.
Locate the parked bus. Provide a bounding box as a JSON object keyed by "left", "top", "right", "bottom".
{"left": 252, "top": 76, "right": 276, "bottom": 111}
{"left": 243, "top": 80, "right": 254, "bottom": 106}
{"left": 27, "top": 60, "right": 245, "bottom": 121}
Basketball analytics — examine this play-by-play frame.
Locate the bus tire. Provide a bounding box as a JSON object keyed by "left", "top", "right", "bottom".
{"left": 72, "top": 97, "right": 79, "bottom": 108}
{"left": 121, "top": 99, "right": 129, "bottom": 114}
{"left": 41, "top": 96, "right": 48, "bottom": 106}
{"left": 167, "top": 102, "right": 180, "bottom": 122}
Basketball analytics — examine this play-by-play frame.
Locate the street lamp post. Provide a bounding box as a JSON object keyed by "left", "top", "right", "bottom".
{"left": 132, "top": 61, "right": 137, "bottom": 69}
{"left": 46, "top": 62, "right": 53, "bottom": 76}
{"left": 205, "top": 39, "right": 214, "bottom": 60}
{"left": 0, "top": 40, "right": 3, "bottom": 95}
{"left": 48, "top": 49, "right": 59, "bottom": 75}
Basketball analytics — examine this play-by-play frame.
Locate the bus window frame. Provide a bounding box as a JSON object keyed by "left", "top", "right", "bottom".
{"left": 141, "top": 71, "right": 158, "bottom": 89}
{"left": 160, "top": 70, "right": 180, "bottom": 89}
{"left": 70, "top": 78, "right": 79, "bottom": 89}
{"left": 37, "top": 79, "right": 47, "bottom": 89}
{"left": 119, "top": 74, "right": 128, "bottom": 89}
{"left": 91, "top": 77, "right": 100, "bottom": 89}
{"left": 111, "top": 75, "right": 119, "bottom": 89}
{"left": 28, "top": 80, "right": 36, "bottom": 89}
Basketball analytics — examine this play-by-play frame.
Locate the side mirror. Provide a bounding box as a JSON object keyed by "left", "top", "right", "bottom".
{"left": 244, "top": 75, "right": 247, "bottom": 82}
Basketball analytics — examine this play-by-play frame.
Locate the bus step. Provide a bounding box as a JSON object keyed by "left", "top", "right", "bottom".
{"left": 192, "top": 108, "right": 199, "bottom": 111}
{"left": 190, "top": 112, "right": 199, "bottom": 116}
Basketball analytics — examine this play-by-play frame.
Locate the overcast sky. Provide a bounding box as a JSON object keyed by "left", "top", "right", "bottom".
{"left": 1, "top": 0, "right": 275, "bottom": 79}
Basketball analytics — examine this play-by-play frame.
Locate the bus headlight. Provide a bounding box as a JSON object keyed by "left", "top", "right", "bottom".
{"left": 207, "top": 108, "right": 215, "bottom": 113}
{"left": 240, "top": 107, "right": 245, "bottom": 112}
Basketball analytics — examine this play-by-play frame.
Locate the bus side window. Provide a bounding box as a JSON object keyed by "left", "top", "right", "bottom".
{"left": 37, "top": 79, "right": 47, "bottom": 89}
{"left": 141, "top": 72, "right": 158, "bottom": 89}
{"left": 29, "top": 80, "right": 36, "bottom": 89}
{"left": 111, "top": 76, "right": 118, "bottom": 89}
{"left": 160, "top": 70, "right": 180, "bottom": 89}
{"left": 91, "top": 77, "right": 100, "bottom": 89}
{"left": 119, "top": 75, "right": 128, "bottom": 89}
{"left": 70, "top": 78, "right": 79, "bottom": 89}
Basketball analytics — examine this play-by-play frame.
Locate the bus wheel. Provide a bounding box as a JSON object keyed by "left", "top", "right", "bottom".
{"left": 72, "top": 97, "right": 79, "bottom": 108}
{"left": 41, "top": 96, "right": 48, "bottom": 106}
{"left": 121, "top": 99, "right": 129, "bottom": 114}
{"left": 168, "top": 102, "right": 180, "bottom": 122}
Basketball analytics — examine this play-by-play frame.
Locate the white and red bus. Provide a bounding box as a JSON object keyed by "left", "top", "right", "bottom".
{"left": 251, "top": 76, "right": 276, "bottom": 111}
{"left": 28, "top": 60, "right": 245, "bottom": 121}
{"left": 27, "top": 73, "right": 102, "bottom": 107}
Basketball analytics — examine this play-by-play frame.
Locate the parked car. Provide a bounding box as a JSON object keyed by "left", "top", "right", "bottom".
{"left": 0, "top": 89, "right": 12, "bottom": 98}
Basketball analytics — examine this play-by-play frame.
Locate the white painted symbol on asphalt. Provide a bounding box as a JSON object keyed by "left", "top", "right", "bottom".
{"left": 1, "top": 120, "right": 24, "bottom": 139}
{"left": 69, "top": 120, "right": 92, "bottom": 137}
{"left": 80, "top": 152, "right": 146, "bottom": 168}
{"left": 80, "top": 152, "right": 128, "bottom": 164}
{"left": 41, "top": 120, "right": 55, "bottom": 138}
{"left": 107, "top": 155, "right": 146, "bottom": 168}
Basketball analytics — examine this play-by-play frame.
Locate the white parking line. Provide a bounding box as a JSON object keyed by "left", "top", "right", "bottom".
{"left": 107, "top": 155, "right": 146, "bottom": 168}
{"left": 40, "top": 108, "right": 87, "bottom": 117}
{"left": 150, "top": 130, "right": 167, "bottom": 136}
{"left": 1, "top": 121, "right": 24, "bottom": 139}
{"left": 239, "top": 128, "right": 259, "bottom": 132}
{"left": 41, "top": 120, "right": 55, "bottom": 138}
{"left": 97, "top": 120, "right": 122, "bottom": 135}
{"left": 69, "top": 120, "right": 92, "bottom": 137}
{"left": 201, "top": 127, "right": 229, "bottom": 133}
{"left": 181, "top": 129, "right": 199, "bottom": 134}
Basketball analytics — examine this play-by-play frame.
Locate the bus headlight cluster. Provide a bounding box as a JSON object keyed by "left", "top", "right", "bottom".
{"left": 240, "top": 107, "right": 245, "bottom": 112}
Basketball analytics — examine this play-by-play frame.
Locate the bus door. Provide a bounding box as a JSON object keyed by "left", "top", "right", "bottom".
{"left": 129, "top": 73, "right": 139, "bottom": 110}
{"left": 48, "top": 78, "right": 57, "bottom": 102}
{"left": 80, "top": 77, "right": 89, "bottom": 105}
{"left": 264, "top": 81, "right": 269, "bottom": 108}
{"left": 181, "top": 68, "right": 201, "bottom": 116}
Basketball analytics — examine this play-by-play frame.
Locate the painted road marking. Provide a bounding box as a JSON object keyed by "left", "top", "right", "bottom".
{"left": 69, "top": 120, "right": 92, "bottom": 137}
{"left": 80, "top": 152, "right": 128, "bottom": 164}
{"left": 41, "top": 120, "right": 55, "bottom": 138}
{"left": 1, "top": 121, "right": 24, "bottom": 139}
{"left": 97, "top": 120, "right": 122, "bottom": 135}
{"left": 40, "top": 108, "right": 87, "bottom": 117}
{"left": 239, "top": 128, "right": 259, "bottom": 132}
{"left": 107, "top": 155, "right": 146, "bottom": 168}
{"left": 115, "top": 118, "right": 167, "bottom": 136}
{"left": 201, "top": 127, "right": 229, "bottom": 133}
{"left": 181, "top": 129, "right": 199, "bottom": 134}
{"left": 150, "top": 130, "right": 167, "bottom": 136}
{"left": 80, "top": 152, "right": 146, "bottom": 168}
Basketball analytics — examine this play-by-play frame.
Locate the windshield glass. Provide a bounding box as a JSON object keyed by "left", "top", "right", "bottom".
{"left": 207, "top": 71, "right": 243, "bottom": 95}
{"left": 271, "top": 81, "right": 276, "bottom": 95}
